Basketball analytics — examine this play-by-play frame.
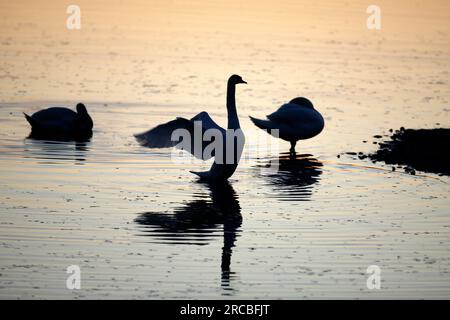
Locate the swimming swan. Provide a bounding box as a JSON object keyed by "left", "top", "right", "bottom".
{"left": 24, "top": 103, "right": 93, "bottom": 138}
{"left": 135, "top": 74, "right": 246, "bottom": 182}
{"left": 249, "top": 97, "right": 324, "bottom": 154}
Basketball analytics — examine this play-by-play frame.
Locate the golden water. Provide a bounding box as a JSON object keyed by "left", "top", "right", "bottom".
{"left": 0, "top": 0, "right": 449, "bottom": 298}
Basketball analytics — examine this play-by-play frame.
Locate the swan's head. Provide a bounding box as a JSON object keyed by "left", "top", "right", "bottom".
{"left": 76, "top": 103, "right": 93, "bottom": 130}
{"left": 290, "top": 97, "right": 314, "bottom": 109}
{"left": 228, "top": 74, "right": 247, "bottom": 85}
{"left": 76, "top": 103, "right": 89, "bottom": 115}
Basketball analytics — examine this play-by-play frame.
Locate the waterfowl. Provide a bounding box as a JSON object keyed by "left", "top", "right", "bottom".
{"left": 135, "top": 74, "right": 246, "bottom": 182}
{"left": 24, "top": 103, "right": 93, "bottom": 138}
{"left": 249, "top": 97, "right": 324, "bottom": 154}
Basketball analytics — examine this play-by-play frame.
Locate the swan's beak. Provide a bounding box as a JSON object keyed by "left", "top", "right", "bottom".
{"left": 240, "top": 79, "right": 247, "bottom": 84}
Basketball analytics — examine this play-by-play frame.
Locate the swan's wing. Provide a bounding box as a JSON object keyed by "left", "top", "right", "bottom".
{"left": 32, "top": 107, "right": 78, "bottom": 122}
{"left": 190, "top": 111, "right": 225, "bottom": 134}
{"left": 135, "top": 117, "right": 193, "bottom": 148}
{"left": 267, "top": 103, "right": 315, "bottom": 124}
{"left": 135, "top": 112, "right": 225, "bottom": 160}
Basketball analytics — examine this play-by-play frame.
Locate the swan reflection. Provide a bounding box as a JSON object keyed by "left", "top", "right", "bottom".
{"left": 256, "top": 153, "right": 323, "bottom": 201}
{"left": 24, "top": 134, "right": 91, "bottom": 164}
{"left": 135, "top": 181, "right": 242, "bottom": 291}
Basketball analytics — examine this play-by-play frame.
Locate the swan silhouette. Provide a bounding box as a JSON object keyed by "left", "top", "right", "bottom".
{"left": 135, "top": 74, "right": 246, "bottom": 182}
{"left": 24, "top": 103, "right": 93, "bottom": 139}
{"left": 250, "top": 97, "right": 324, "bottom": 154}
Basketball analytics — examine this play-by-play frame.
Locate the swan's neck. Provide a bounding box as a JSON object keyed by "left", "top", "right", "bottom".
{"left": 226, "top": 83, "right": 240, "bottom": 129}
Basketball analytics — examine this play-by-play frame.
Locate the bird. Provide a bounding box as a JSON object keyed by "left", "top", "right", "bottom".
{"left": 24, "top": 103, "right": 93, "bottom": 139}
{"left": 249, "top": 97, "right": 324, "bottom": 155}
{"left": 135, "top": 74, "right": 247, "bottom": 182}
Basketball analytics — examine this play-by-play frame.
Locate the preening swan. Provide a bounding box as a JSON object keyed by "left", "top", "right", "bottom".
{"left": 24, "top": 103, "right": 93, "bottom": 138}
{"left": 135, "top": 74, "right": 246, "bottom": 182}
{"left": 249, "top": 97, "right": 324, "bottom": 154}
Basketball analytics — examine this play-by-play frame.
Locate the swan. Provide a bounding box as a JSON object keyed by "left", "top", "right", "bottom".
{"left": 24, "top": 103, "right": 93, "bottom": 138}
{"left": 135, "top": 74, "right": 246, "bottom": 182}
{"left": 249, "top": 97, "right": 324, "bottom": 154}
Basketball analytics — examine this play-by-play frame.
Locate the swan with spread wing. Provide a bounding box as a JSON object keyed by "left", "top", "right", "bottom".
{"left": 135, "top": 74, "right": 246, "bottom": 182}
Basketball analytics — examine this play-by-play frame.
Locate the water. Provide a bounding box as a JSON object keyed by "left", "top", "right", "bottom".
{"left": 0, "top": 0, "right": 450, "bottom": 299}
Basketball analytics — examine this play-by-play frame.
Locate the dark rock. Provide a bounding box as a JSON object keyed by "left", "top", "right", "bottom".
{"left": 368, "top": 128, "right": 450, "bottom": 176}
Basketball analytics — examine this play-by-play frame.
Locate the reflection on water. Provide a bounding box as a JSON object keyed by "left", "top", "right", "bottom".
{"left": 257, "top": 153, "right": 323, "bottom": 201}
{"left": 135, "top": 181, "right": 242, "bottom": 291}
{"left": 27, "top": 130, "right": 93, "bottom": 143}
{"left": 23, "top": 135, "right": 91, "bottom": 165}
{"left": 0, "top": 0, "right": 449, "bottom": 300}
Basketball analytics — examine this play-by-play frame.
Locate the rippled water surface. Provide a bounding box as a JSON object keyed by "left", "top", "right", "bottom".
{"left": 1, "top": 0, "right": 450, "bottom": 299}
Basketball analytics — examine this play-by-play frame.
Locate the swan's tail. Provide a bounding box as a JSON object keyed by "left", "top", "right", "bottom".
{"left": 190, "top": 170, "right": 211, "bottom": 180}
{"left": 249, "top": 116, "right": 275, "bottom": 131}
{"left": 23, "top": 113, "right": 34, "bottom": 126}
